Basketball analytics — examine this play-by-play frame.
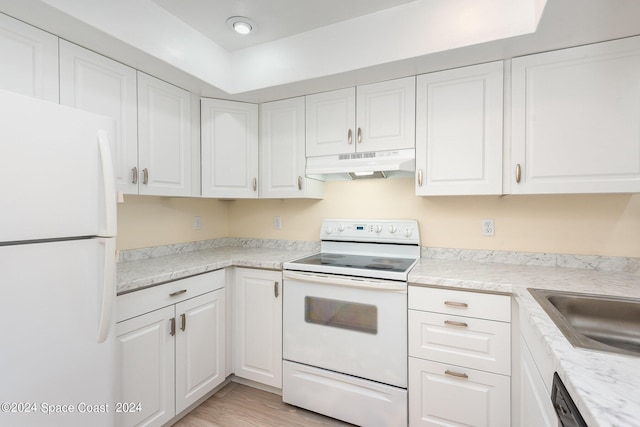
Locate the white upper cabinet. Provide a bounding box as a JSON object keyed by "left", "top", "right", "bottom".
{"left": 356, "top": 76, "right": 416, "bottom": 152}
{"left": 511, "top": 36, "right": 640, "bottom": 194}
{"left": 137, "top": 72, "right": 192, "bottom": 197}
{"left": 59, "top": 40, "right": 138, "bottom": 194}
{"left": 416, "top": 61, "right": 504, "bottom": 196}
{"left": 306, "top": 87, "right": 356, "bottom": 156}
{"left": 0, "top": 12, "right": 58, "bottom": 102}
{"left": 201, "top": 98, "right": 259, "bottom": 198}
{"left": 261, "top": 97, "right": 323, "bottom": 198}
{"left": 306, "top": 77, "right": 415, "bottom": 157}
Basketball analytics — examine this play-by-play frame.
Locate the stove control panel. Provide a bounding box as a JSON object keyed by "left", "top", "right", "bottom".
{"left": 321, "top": 219, "right": 420, "bottom": 245}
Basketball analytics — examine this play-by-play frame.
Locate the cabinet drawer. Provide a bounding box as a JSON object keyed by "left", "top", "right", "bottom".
{"left": 409, "top": 357, "right": 510, "bottom": 427}
{"left": 117, "top": 270, "right": 225, "bottom": 322}
{"left": 409, "top": 286, "right": 510, "bottom": 322}
{"left": 409, "top": 310, "right": 511, "bottom": 375}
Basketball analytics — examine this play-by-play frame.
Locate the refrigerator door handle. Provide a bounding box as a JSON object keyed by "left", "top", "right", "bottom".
{"left": 98, "top": 130, "right": 117, "bottom": 237}
{"left": 97, "top": 238, "right": 116, "bottom": 343}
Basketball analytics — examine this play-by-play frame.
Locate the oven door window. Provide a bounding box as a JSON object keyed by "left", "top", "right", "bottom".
{"left": 305, "top": 296, "right": 377, "bottom": 334}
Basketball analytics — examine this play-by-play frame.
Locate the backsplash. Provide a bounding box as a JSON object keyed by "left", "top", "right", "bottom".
{"left": 422, "top": 247, "right": 640, "bottom": 275}
{"left": 118, "top": 238, "right": 320, "bottom": 262}
{"left": 118, "top": 238, "right": 640, "bottom": 276}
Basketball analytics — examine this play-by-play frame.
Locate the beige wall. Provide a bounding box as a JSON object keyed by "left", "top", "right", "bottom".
{"left": 116, "top": 195, "right": 229, "bottom": 250}
{"left": 117, "top": 179, "right": 640, "bottom": 257}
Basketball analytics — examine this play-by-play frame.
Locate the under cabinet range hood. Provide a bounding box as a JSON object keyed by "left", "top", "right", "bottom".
{"left": 306, "top": 148, "right": 415, "bottom": 181}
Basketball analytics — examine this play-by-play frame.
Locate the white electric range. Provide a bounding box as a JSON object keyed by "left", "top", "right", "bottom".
{"left": 282, "top": 219, "right": 420, "bottom": 427}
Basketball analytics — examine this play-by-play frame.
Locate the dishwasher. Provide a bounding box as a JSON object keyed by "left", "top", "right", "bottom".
{"left": 551, "top": 373, "right": 588, "bottom": 427}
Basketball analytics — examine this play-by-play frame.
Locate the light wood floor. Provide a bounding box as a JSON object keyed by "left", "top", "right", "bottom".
{"left": 173, "top": 382, "right": 354, "bottom": 427}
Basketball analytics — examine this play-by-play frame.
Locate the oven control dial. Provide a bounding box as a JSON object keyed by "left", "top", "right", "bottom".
{"left": 338, "top": 224, "right": 345, "bottom": 232}
{"left": 375, "top": 225, "right": 383, "bottom": 233}
{"left": 324, "top": 227, "right": 333, "bottom": 235}
{"left": 388, "top": 225, "right": 398, "bottom": 234}
{"left": 403, "top": 227, "right": 412, "bottom": 237}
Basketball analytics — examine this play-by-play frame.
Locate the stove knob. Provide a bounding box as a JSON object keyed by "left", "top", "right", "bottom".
{"left": 375, "top": 225, "right": 382, "bottom": 233}
{"left": 325, "top": 227, "right": 333, "bottom": 235}
{"left": 338, "top": 224, "right": 345, "bottom": 232}
{"left": 389, "top": 225, "right": 397, "bottom": 233}
{"left": 403, "top": 228, "right": 412, "bottom": 237}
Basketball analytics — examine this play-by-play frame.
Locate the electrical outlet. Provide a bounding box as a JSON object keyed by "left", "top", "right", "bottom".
{"left": 193, "top": 216, "right": 202, "bottom": 230}
{"left": 482, "top": 218, "right": 495, "bottom": 236}
{"left": 274, "top": 216, "right": 282, "bottom": 230}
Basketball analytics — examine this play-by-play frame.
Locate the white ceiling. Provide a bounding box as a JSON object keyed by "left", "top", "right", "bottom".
{"left": 2, "top": 0, "right": 640, "bottom": 102}
{"left": 151, "top": 0, "right": 416, "bottom": 51}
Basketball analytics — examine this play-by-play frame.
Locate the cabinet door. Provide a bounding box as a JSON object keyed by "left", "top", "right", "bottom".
{"left": 356, "top": 76, "right": 415, "bottom": 152}
{"left": 305, "top": 87, "right": 356, "bottom": 156}
{"left": 0, "top": 13, "right": 58, "bottom": 102}
{"left": 175, "top": 289, "right": 226, "bottom": 413}
{"left": 511, "top": 36, "right": 640, "bottom": 194}
{"left": 137, "top": 72, "right": 191, "bottom": 196}
{"left": 261, "top": 97, "right": 323, "bottom": 199}
{"left": 201, "top": 98, "right": 259, "bottom": 198}
{"left": 116, "top": 306, "right": 175, "bottom": 427}
{"left": 234, "top": 268, "right": 282, "bottom": 388}
{"left": 519, "top": 337, "right": 556, "bottom": 427}
{"left": 409, "top": 357, "right": 510, "bottom": 427}
{"left": 59, "top": 40, "right": 138, "bottom": 194}
{"left": 416, "top": 61, "right": 503, "bottom": 196}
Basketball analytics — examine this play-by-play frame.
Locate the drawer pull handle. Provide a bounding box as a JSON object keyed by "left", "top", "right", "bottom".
{"left": 444, "top": 320, "right": 468, "bottom": 327}
{"left": 180, "top": 313, "right": 186, "bottom": 331}
{"left": 170, "top": 317, "right": 176, "bottom": 336}
{"left": 444, "top": 301, "right": 468, "bottom": 308}
{"left": 445, "top": 370, "right": 468, "bottom": 379}
{"left": 169, "top": 289, "right": 187, "bottom": 297}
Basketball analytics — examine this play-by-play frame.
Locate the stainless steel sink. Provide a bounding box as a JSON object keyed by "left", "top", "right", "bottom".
{"left": 529, "top": 288, "right": 640, "bottom": 357}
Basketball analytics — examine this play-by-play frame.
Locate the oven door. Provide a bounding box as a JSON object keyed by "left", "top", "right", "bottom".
{"left": 283, "top": 270, "right": 407, "bottom": 388}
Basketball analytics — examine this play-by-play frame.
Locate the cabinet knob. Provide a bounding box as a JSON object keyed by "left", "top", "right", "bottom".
{"left": 348, "top": 129, "right": 353, "bottom": 145}
{"left": 357, "top": 127, "right": 362, "bottom": 143}
{"left": 143, "top": 168, "right": 149, "bottom": 185}
{"left": 417, "top": 169, "right": 423, "bottom": 187}
{"left": 515, "top": 163, "right": 522, "bottom": 183}
{"left": 132, "top": 167, "right": 138, "bottom": 184}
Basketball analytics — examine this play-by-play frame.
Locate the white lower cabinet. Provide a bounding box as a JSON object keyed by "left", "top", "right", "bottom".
{"left": 408, "top": 286, "right": 511, "bottom": 427}
{"left": 116, "top": 271, "right": 225, "bottom": 427}
{"left": 233, "top": 267, "right": 282, "bottom": 388}
{"left": 409, "top": 358, "right": 510, "bottom": 427}
{"left": 519, "top": 337, "right": 556, "bottom": 427}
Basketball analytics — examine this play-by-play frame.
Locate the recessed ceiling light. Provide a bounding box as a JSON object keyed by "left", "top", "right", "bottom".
{"left": 226, "top": 16, "right": 256, "bottom": 35}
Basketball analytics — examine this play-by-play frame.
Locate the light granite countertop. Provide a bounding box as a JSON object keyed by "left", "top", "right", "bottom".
{"left": 409, "top": 258, "right": 640, "bottom": 427}
{"left": 117, "top": 245, "right": 315, "bottom": 294}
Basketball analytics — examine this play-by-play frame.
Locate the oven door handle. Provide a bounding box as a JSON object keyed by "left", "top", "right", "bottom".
{"left": 283, "top": 271, "right": 407, "bottom": 292}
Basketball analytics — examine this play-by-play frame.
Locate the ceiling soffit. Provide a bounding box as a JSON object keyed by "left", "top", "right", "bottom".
{"left": 35, "top": 0, "right": 543, "bottom": 94}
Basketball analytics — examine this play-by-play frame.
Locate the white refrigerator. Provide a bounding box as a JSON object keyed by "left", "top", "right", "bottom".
{"left": 0, "top": 90, "right": 117, "bottom": 426}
